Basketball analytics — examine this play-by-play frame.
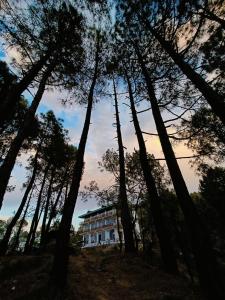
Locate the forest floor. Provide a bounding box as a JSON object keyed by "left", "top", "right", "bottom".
{"left": 0, "top": 246, "right": 203, "bottom": 300}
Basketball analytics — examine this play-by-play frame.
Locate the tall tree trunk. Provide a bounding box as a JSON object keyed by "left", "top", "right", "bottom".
{"left": 172, "top": 219, "right": 194, "bottom": 283}
{"left": 116, "top": 206, "right": 123, "bottom": 253}
{"left": 11, "top": 188, "right": 33, "bottom": 252}
{"left": 28, "top": 200, "right": 45, "bottom": 251}
{"left": 113, "top": 77, "right": 135, "bottom": 253}
{"left": 141, "top": 17, "right": 225, "bottom": 126}
{"left": 40, "top": 169, "right": 55, "bottom": 247}
{"left": 136, "top": 49, "right": 225, "bottom": 299}
{"left": 45, "top": 170, "right": 68, "bottom": 236}
{"left": 0, "top": 51, "right": 51, "bottom": 129}
{"left": 0, "top": 149, "right": 39, "bottom": 255}
{"left": 0, "top": 64, "right": 55, "bottom": 209}
{"left": 51, "top": 35, "right": 100, "bottom": 288}
{"left": 125, "top": 71, "right": 178, "bottom": 274}
{"left": 132, "top": 195, "right": 141, "bottom": 251}
{"left": 40, "top": 168, "right": 55, "bottom": 246}
{"left": 24, "top": 163, "right": 50, "bottom": 254}
{"left": 139, "top": 206, "right": 147, "bottom": 253}
{"left": 64, "top": 179, "right": 69, "bottom": 200}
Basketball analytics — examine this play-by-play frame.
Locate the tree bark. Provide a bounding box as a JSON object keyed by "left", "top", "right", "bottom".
{"left": 125, "top": 71, "right": 178, "bottom": 274}
{"left": 116, "top": 206, "right": 123, "bottom": 253}
{"left": 11, "top": 188, "right": 33, "bottom": 252}
{"left": 45, "top": 170, "right": 68, "bottom": 236}
{"left": 0, "top": 64, "right": 54, "bottom": 209}
{"left": 136, "top": 49, "right": 225, "bottom": 299}
{"left": 0, "top": 149, "right": 39, "bottom": 255}
{"left": 139, "top": 206, "right": 147, "bottom": 253}
{"left": 0, "top": 51, "right": 51, "bottom": 129}
{"left": 142, "top": 18, "right": 225, "bottom": 126}
{"left": 51, "top": 34, "right": 100, "bottom": 288}
{"left": 172, "top": 219, "right": 194, "bottom": 283}
{"left": 132, "top": 195, "right": 141, "bottom": 251}
{"left": 113, "top": 77, "right": 136, "bottom": 253}
{"left": 40, "top": 168, "right": 55, "bottom": 247}
{"left": 24, "top": 163, "right": 50, "bottom": 253}
{"left": 25, "top": 201, "right": 45, "bottom": 252}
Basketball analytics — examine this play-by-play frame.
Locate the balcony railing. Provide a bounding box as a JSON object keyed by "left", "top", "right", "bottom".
{"left": 82, "top": 239, "right": 121, "bottom": 248}
{"left": 79, "top": 222, "right": 119, "bottom": 233}
{"left": 82, "top": 210, "right": 116, "bottom": 224}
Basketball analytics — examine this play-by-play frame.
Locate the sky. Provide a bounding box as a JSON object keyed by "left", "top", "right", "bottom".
{"left": 0, "top": 38, "right": 200, "bottom": 230}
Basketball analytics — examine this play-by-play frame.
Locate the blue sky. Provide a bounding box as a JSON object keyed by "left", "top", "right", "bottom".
{"left": 0, "top": 42, "right": 200, "bottom": 230}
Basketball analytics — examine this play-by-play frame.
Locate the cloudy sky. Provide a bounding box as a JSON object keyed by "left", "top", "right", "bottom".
{"left": 0, "top": 45, "right": 199, "bottom": 229}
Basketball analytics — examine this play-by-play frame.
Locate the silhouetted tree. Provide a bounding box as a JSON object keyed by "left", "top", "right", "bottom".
{"left": 200, "top": 165, "right": 225, "bottom": 220}
{"left": 51, "top": 31, "right": 102, "bottom": 288}
{"left": 0, "top": 3, "right": 84, "bottom": 208}
{"left": 125, "top": 70, "right": 178, "bottom": 274}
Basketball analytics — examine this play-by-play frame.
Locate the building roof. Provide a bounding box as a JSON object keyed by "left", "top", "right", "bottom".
{"left": 78, "top": 204, "right": 115, "bottom": 219}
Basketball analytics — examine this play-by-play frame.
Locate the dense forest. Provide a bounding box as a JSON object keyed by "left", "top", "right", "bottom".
{"left": 0, "top": 0, "right": 225, "bottom": 299}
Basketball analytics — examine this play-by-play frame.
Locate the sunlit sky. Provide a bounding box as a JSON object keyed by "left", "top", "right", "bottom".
{"left": 0, "top": 44, "right": 199, "bottom": 229}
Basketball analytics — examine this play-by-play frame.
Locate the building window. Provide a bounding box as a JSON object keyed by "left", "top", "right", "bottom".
{"left": 91, "top": 222, "right": 97, "bottom": 230}
{"left": 84, "top": 224, "right": 89, "bottom": 231}
{"left": 101, "top": 231, "right": 105, "bottom": 241}
{"left": 100, "top": 219, "right": 105, "bottom": 227}
{"left": 110, "top": 229, "right": 115, "bottom": 241}
{"left": 106, "top": 218, "right": 112, "bottom": 225}
{"left": 91, "top": 234, "right": 96, "bottom": 243}
{"left": 84, "top": 235, "right": 89, "bottom": 245}
{"left": 105, "top": 218, "right": 116, "bottom": 226}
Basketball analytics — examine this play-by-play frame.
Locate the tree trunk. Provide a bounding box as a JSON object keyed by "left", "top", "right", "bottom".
{"left": 51, "top": 35, "right": 100, "bottom": 288}
{"left": 132, "top": 196, "right": 141, "bottom": 251}
{"left": 11, "top": 188, "right": 33, "bottom": 252}
{"left": 116, "top": 206, "right": 123, "bottom": 253}
{"left": 24, "top": 163, "right": 50, "bottom": 254}
{"left": 0, "top": 51, "right": 51, "bottom": 129}
{"left": 29, "top": 201, "right": 45, "bottom": 248}
{"left": 40, "top": 168, "right": 55, "bottom": 247}
{"left": 142, "top": 18, "right": 225, "bottom": 126}
{"left": 172, "top": 220, "right": 194, "bottom": 283}
{"left": 125, "top": 71, "right": 178, "bottom": 274}
{"left": 0, "top": 64, "right": 54, "bottom": 209}
{"left": 45, "top": 170, "right": 68, "bottom": 236}
{"left": 64, "top": 179, "right": 69, "bottom": 200}
{"left": 0, "top": 149, "right": 39, "bottom": 255}
{"left": 133, "top": 226, "right": 139, "bottom": 251}
{"left": 126, "top": 74, "right": 177, "bottom": 273}
{"left": 136, "top": 49, "right": 225, "bottom": 299}
{"left": 113, "top": 77, "right": 136, "bottom": 253}
{"left": 139, "top": 207, "right": 147, "bottom": 253}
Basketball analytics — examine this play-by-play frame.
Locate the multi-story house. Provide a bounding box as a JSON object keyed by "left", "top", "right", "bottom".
{"left": 78, "top": 205, "right": 123, "bottom": 247}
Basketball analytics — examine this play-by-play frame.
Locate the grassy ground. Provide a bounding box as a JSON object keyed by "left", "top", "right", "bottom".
{"left": 0, "top": 247, "right": 203, "bottom": 300}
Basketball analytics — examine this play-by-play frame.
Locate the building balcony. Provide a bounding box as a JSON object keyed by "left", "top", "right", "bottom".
{"left": 82, "top": 210, "right": 116, "bottom": 224}
{"left": 80, "top": 223, "right": 118, "bottom": 233}
{"left": 82, "top": 239, "right": 120, "bottom": 248}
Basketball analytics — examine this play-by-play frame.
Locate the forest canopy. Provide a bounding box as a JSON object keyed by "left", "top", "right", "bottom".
{"left": 0, "top": 1, "right": 225, "bottom": 299}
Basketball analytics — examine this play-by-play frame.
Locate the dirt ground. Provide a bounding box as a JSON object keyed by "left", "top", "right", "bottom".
{"left": 0, "top": 247, "right": 203, "bottom": 300}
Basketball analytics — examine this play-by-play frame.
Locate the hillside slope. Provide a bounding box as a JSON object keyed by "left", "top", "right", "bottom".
{"left": 0, "top": 247, "right": 202, "bottom": 300}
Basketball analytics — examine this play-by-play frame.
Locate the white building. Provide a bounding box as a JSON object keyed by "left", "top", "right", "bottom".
{"left": 78, "top": 205, "right": 123, "bottom": 247}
